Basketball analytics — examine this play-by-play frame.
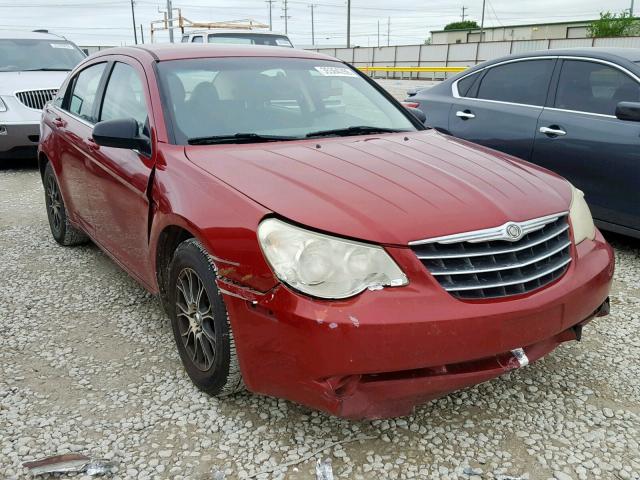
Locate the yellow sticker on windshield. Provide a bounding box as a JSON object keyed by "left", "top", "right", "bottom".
{"left": 314, "top": 66, "right": 358, "bottom": 77}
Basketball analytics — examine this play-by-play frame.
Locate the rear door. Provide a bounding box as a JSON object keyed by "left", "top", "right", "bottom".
{"left": 84, "top": 59, "right": 157, "bottom": 287}
{"left": 532, "top": 58, "right": 640, "bottom": 232}
{"left": 448, "top": 58, "right": 556, "bottom": 161}
{"left": 49, "top": 61, "right": 108, "bottom": 232}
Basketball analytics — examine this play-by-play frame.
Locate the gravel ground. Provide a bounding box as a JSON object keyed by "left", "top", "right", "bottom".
{"left": 1, "top": 154, "right": 639, "bottom": 480}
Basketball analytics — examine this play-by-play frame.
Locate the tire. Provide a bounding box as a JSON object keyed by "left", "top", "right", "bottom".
{"left": 43, "top": 162, "right": 88, "bottom": 246}
{"left": 168, "top": 238, "right": 244, "bottom": 396}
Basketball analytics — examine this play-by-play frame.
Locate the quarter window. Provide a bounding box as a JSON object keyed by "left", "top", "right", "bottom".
{"left": 456, "top": 72, "right": 480, "bottom": 97}
{"left": 476, "top": 59, "right": 555, "bottom": 106}
{"left": 555, "top": 60, "right": 640, "bottom": 116}
{"left": 68, "top": 62, "right": 107, "bottom": 123}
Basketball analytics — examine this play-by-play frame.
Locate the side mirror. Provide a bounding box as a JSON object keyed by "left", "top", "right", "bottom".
{"left": 615, "top": 101, "right": 640, "bottom": 122}
{"left": 406, "top": 106, "right": 426, "bottom": 123}
{"left": 93, "top": 118, "right": 150, "bottom": 153}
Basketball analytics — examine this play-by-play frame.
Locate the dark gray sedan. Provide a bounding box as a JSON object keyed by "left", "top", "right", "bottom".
{"left": 408, "top": 48, "right": 640, "bottom": 239}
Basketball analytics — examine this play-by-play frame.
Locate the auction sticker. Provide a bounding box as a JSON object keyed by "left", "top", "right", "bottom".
{"left": 314, "top": 66, "right": 358, "bottom": 77}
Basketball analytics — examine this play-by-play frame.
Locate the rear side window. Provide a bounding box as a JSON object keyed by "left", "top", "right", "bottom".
{"left": 191, "top": 36, "right": 203, "bottom": 43}
{"left": 555, "top": 60, "right": 640, "bottom": 116}
{"left": 67, "top": 62, "right": 107, "bottom": 123}
{"left": 181, "top": 35, "right": 189, "bottom": 43}
{"left": 476, "top": 59, "right": 555, "bottom": 106}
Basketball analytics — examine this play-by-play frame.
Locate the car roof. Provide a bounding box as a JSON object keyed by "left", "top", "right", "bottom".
{"left": 97, "top": 44, "right": 337, "bottom": 62}
{"left": 487, "top": 47, "right": 640, "bottom": 64}
{"left": 0, "top": 30, "right": 67, "bottom": 40}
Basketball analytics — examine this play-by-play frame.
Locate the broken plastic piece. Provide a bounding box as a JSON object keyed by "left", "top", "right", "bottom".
{"left": 315, "top": 458, "right": 334, "bottom": 480}
{"left": 23, "top": 454, "right": 115, "bottom": 476}
{"left": 510, "top": 348, "right": 529, "bottom": 367}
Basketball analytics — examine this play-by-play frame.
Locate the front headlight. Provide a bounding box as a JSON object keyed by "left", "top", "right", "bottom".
{"left": 258, "top": 218, "right": 408, "bottom": 299}
{"left": 0, "top": 98, "right": 7, "bottom": 112}
{"left": 569, "top": 184, "right": 595, "bottom": 244}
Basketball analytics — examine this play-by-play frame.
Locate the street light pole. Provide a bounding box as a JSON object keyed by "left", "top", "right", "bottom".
{"left": 130, "top": 0, "right": 138, "bottom": 44}
{"left": 167, "top": 0, "right": 174, "bottom": 43}
{"left": 346, "top": 0, "right": 351, "bottom": 48}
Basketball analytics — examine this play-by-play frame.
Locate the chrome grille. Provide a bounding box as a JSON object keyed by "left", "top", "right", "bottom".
{"left": 15, "top": 89, "right": 57, "bottom": 110}
{"left": 410, "top": 214, "right": 571, "bottom": 299}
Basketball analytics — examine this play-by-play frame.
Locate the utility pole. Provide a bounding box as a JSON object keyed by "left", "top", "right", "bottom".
{"left": 310, "top": 4, "right": 316, "bottom": 46}
{"left": 377, "top": 20, "right": 380, "bottom": 48}
{"left": 281, "top": 0, "right": 290, "bottom": 34}
{"left": 479, "top": 0, "right": 486, "bottom": 42}
{"left": 130, "top": 0, "right": 138, "bottom": 44}
{"left": 387, "top": 16, "right": 390, "bottom": 47}
{"left": 166, "top": 0, "right": 174, "bottom": 43}
{"left": 266, "top": 0, "right": 275, "bottom": 30}
{"left": 346, "top": 0, "right": 351, "bottom": 48}
{"left": 140, "top": 24, "right": 145, "bottom": 43}
{"left": 631, "top": 0, "right": 635, "bottom": 16}
{"left": 461, "top": 6, "right": 467, "bottom": 21}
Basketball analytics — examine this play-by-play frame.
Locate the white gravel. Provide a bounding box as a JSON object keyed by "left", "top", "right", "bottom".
{"left": 1, "top": 164, "right": 639, "bottom": 480}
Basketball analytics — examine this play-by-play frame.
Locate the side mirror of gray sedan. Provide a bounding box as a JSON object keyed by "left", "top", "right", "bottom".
{"left": 406, "top": 107, "right": 427, "bottom": 124}
{"left": 615, "top": 101, "right": 640, "bottom": 122}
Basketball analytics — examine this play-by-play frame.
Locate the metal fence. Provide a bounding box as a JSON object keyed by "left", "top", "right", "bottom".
{"left": 309, "top": 36, "right": 640, "bottom": 80}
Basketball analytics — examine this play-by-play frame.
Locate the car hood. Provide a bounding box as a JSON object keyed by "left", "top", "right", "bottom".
{"left": 185, "top": 130, "right": 572, "bottom": 245}
{"left": 0, "top": 71, "right": 69, "bottom": 95}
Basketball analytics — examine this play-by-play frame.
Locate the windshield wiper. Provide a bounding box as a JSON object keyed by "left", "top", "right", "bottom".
{"left": 305, "top": 125, "right": 406, "bottom": 138}
{"left": 188, "top": 133, "right": 300, "bottom": 145}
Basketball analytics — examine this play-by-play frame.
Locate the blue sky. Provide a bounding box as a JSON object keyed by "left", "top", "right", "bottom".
{"left": 0, "top": 0, "right": 634, "bottom": 47}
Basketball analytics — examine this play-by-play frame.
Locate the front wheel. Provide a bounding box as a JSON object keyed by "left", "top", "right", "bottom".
{"left": 168, "top": 238, "right": 244, "bottom": 396}
{"left": 43, "top": 162, "right": 88, "bottom": 246}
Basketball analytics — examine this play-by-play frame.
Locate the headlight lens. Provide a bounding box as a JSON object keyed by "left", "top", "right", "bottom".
{"left": 569, "top": 184, "right": 595, "bottom": 244}
{"left": 0, "top": 98, "right": 7, "bottom": 112}
{"left": 258, "top": 218, "right": 408, "bottom": 299}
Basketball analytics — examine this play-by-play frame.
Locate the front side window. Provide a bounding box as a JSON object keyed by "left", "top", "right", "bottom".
{"left": 191, "top": 36, "right": 204, "bottom": 43}
{"left": 0, "top": 39, "right": 85, "bottom": 72}
{"left": 68, "top": 62, "right": 107, "bottom": 123}
{"left": 476, "top": 59, "right": 555, "bottom": 106}
{"left": 181, "top": 35, "right": 189, "bottom": 43}
{"left": 555, "top": 60, "right": 640, "bottom": 116}
{"left": 157, "top": 57, "right": 416, "bottom": 144}
{"left": 100, "top": 62, "right": 149, "bottom": 136}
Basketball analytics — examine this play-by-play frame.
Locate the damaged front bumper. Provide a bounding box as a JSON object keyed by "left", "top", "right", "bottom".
{"left": 219, "top": 231, "right": 614, "bottom": 419}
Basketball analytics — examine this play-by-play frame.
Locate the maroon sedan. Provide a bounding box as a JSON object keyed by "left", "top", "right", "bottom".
{"left": 38, "top": 45, "right": 614, "bottom": 419}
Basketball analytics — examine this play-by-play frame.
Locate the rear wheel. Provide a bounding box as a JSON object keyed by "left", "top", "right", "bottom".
{"left": 43, "top": 162, "right": 88, "bottom": 246}
{"left": 168, "top": 238, "right": 244, "bottom": 396}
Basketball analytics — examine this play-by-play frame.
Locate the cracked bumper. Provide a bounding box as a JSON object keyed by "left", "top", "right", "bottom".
{"left": 221, "top": 231, "right": 614, "bottom": 419}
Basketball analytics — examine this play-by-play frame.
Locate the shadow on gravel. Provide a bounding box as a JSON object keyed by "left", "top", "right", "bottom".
{"left": 0, "top": 158, "right": 38, "bottom": 170}
{"left": 603, "top": 231, "right": 640, "bottom": 252}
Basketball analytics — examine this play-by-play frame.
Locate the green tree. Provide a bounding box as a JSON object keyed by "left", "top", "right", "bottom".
{"left": 443, "top": 20, "right": 479, "bottom": 31}
{"left": 588, "top": 11, "right": 639, "bottom": 37}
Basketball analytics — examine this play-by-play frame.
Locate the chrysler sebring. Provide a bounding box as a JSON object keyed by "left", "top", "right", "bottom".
{"left": 38, "top": 45, "right": 614, "bottom": 419}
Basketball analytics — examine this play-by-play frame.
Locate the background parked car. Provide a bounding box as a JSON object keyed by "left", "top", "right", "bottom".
{"left": 408, "top": 48, "right": 640, "bottom": 239}
{"left": 0, "top": 30, "right": 85, "bottom": 160}
{"left": 181, "top": 29, "right": 293, "bottom": 47}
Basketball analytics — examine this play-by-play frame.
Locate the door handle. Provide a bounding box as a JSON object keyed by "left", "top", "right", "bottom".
{"left": 456, "top": 110, "right": 475, "bottom": 120}
{"left": 52, "top": 117, "right": 66, "bottom": 128}
{"left": 539, "top": 126, "right": 567, "bottom": 137}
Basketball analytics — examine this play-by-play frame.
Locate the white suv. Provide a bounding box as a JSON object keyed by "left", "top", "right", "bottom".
{"left": 182, "top": 30, "right": 294, "bottom": 47}
{"left": 0, "top": 30, "right": 85, "bottom": 160}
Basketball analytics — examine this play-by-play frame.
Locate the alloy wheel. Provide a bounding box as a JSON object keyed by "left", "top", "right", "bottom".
{"left": 46, "top": 174, "right": 62, "bottom": 234}
{"left": 175, "top": 267, "right": 217, "bottom": 371}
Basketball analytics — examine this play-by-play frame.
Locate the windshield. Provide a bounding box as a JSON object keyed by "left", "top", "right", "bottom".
{"left": 208, "top": 34, "right": 293, "bottom": 47}
{"left": 158, "top": 57, "right": 416, "bottom": 144}
{"left": 0, "top": 39, "right": 85, "bottom": 72}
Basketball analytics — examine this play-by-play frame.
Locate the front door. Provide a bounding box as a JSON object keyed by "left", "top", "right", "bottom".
{"left": 532, "top": 59, "right": 640, "bottom": 232}
{"left": 85, "top": 59, "right": 157, "bottom": 287}
{"left": 448, "top": 58, "right": 556, "bottom": 161}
